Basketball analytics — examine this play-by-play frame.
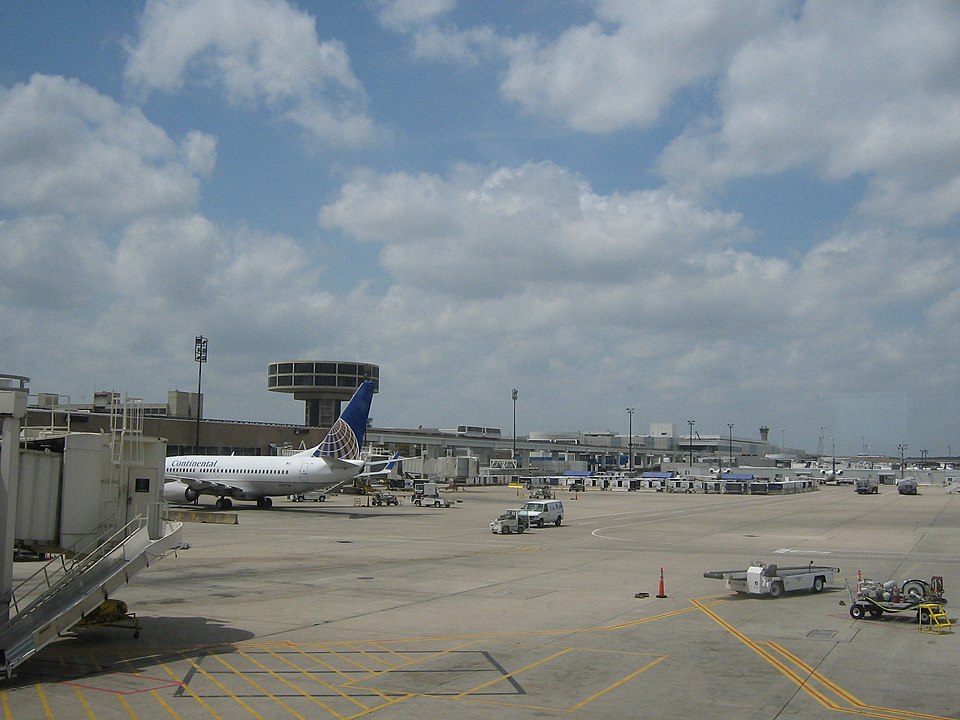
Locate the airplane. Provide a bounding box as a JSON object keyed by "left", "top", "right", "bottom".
{"left": 163, "top": 381, "right": 377, "bottom": 510}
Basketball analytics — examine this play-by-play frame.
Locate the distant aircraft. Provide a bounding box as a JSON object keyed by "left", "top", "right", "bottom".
{"left": 163, "top": 381, "right": 376, "bottom": 510}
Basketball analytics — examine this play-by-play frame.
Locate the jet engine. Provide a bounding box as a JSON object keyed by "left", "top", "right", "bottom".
{"left": 163, "top": 481, "right": 199, "bottom": 503}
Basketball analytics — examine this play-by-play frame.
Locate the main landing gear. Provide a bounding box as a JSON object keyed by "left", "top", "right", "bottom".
{"left": 215, "top": 497, "right": 233, "bottom": 510}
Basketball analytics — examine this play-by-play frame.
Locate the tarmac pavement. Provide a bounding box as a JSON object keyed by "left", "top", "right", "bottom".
{"left": 2, "top": 484, "right": 958, "bottom": 719}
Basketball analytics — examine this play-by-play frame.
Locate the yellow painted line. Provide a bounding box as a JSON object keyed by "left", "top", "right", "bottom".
{"left": 1, "top": 690, "right": 12, "bottom": 720}
{"left": 239, "top": 650, "right": 340, "bottom": 718}
{"left": 342, "top": 693, "right": 416, "bottom": 720}
{"left": 185, "top": 655, "right": 263, "bottom": 719}
{"left": 35, "top": 684, "right": 53, "bottom": 720}
{"left": 452, "top": 647, "right": 574, "bottom": 699}
{"left": 211, "top": 653, "right": 302, "bottom": 719}
{"left": 115, "top": 693, "right": 139, "bottom": 719}
{"left": 290, "top": 647, "right": 405, "bottom": 707}
{"left": 72, "top": 686, "right": 96, "bottom": 720}
{"left": 340, "top": 643, "right": 395, "bottom": 669}
{"left": 602, "top": 600, "right": 727, "bottom": 631}
{"left": 341, "top": 638, "right": 485, "bottom": 688}
{"left": 294, "top": 648, "right": 375, "bottom": 687}
{"left": 766, "top": 643, "right": 956, "bottom": 720}
{"left": 159, "top": 661, "right": 223, "bottom": 720}
{"left": 118, "top": 657, "right": 180, "bottom": 720}
{"left": 262, "top": 647, "right": 370, "bottom": 714}
{"left": 567, "top": 655, "right": 668, "bottom": 712}
{"left": 149, "top": 687, "right": 182, "bottom": 719}
{"left": 365, "top": 641, "right": 413, "bottom": 663}
{"left": 692, "top": 600, "right": 848, "bottom": 709}
{"left": 694, "top": 599, "right": 957, "bottom": 720}
{"left": 306, "top": 647, "right": 379, "bottom": 675}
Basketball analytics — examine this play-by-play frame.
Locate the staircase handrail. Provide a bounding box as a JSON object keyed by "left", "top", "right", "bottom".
{"left": 5, "top": 515, "right": 146, "bottom": 625}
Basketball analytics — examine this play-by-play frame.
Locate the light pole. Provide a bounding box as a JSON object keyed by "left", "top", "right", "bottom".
{"left": 626, "top": 407, "right": 635, "bottom": 472}
{"left": 194, "top": 335, "right": 207, "bottom": 450}
{"left": 687, "top": 419, "right": 695, "bottom": 467}
{"left": 727, "top": 423, "right": 734, "bottom": 471}
{"left": 512, "top": 388, "right": 518, "bottom": 464}
{"left": 897, "top": 443, "right": 907, "bottom": 478}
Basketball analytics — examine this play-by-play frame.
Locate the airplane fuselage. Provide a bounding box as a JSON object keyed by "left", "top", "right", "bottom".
{"left": 164, "top": 454, "right": 362, "bottom": 502}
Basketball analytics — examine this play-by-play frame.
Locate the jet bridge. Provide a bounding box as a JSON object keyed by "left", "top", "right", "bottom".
{"left": 0, "top": 379, "right": 184, "bottom": 679}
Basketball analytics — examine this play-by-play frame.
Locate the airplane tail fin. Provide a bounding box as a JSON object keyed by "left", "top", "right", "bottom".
{"left": 304, "top": 381, "right": 376, "bottom": 461}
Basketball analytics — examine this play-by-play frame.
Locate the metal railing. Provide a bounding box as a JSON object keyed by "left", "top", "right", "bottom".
{"left": 6, "top": 515, "right": 147, "bottom": 622}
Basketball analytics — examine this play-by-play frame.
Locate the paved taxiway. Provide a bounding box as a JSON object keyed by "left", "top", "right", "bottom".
{"left": 3, "top": 485, "right": 958, "bottom": 719}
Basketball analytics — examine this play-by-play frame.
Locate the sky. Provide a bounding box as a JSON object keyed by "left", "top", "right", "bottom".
{"left": 2, "top": 0, "right": 960, "bottom": 458}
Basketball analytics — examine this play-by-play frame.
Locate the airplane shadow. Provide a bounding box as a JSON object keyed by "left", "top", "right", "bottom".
{"left": 8, "top": 615, "right": 254, "bottom": 687}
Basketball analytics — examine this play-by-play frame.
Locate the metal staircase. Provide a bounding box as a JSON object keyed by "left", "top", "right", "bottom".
{"left": 0, "top": 513, "right": 183, "bottom": 679}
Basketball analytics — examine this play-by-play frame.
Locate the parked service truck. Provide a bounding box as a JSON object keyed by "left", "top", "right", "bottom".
{"left": 704, "top": 562, "right": 840, "bottom": 597}
{"left": 412, "top": 481, "right": 452, "bottom": 507}
{"left": 490, "top": 508, "right": 527, "bottom": 534}
{"left": 855, "top": 477, "right": 879, "bottom": 494}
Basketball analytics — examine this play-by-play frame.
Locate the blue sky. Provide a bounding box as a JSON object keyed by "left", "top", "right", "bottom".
{"left": 2, "top": 0, "right": 960, "bottom": 458}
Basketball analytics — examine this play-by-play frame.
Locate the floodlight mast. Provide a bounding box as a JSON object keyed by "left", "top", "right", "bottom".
{"left": 195, "top": 336, "right": 208, "bottom": 450}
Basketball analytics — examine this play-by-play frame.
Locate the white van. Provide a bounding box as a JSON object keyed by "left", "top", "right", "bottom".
{"left": 519, "top": 500, "right": 564, "bottom": 527}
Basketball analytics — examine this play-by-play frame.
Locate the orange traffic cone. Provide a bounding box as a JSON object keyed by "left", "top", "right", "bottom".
{"left": 656, "top": 567, "right": 667, "bottom": 598}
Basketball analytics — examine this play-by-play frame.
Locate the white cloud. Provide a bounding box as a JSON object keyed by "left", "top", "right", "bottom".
{"left": 658, "top": 1, "right": 960, "bottom": 225}
{"left": 411, "top": 24, "right": 499, "bottom": 65}
{"left": 375, "top": 0, "right": 456, "bottom": 32}
{"left": 321, "top": 161, "right": 747, "bottom": 296}
{"left": 499, "top": 0, "right": 784, "bottom": 132}
{"left": 124, "top": 0, "right": 377, "bottom": 146}
{"left": 0, "top": 216, "right": 111, "bottom": 311}
{"left": 0, "top": 74, "right": 212, "bottom": 221}
{"left": 316, "top": 161, "right": 960, "bottom": 434}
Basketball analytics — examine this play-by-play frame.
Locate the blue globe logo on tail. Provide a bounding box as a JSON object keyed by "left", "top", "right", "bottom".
{"left": 313, "top": 381, "right": 375, "bottom": 460}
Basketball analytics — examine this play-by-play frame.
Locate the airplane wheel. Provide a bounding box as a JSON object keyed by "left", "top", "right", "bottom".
{"left": 216, "top": 497, "right": 232, "bottom": 510}
{"left": 257, "top": 497, "right": 273, "bottom": 508}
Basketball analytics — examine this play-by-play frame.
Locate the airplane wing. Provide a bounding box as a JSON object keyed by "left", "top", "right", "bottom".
{"left": 165, "top": 474, "right": 238, "bottom": 495}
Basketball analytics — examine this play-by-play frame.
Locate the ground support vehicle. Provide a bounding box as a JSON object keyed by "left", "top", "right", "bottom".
{"left": 490, "top": 509, "right": 527, "bottom": 534}
{"left": 842, "top": 575, "right": 946, "bottom": 620}
{"left": 897, "top": 477, "right": 918, "bottom": 495}
{"left": 518, "top": 500, "right": 564, "bottom": 527}
{"left": 288, "top": 491, "right": 327, "bottom": 502}
{"left": 855, "top": 477, "right": 879, "bottom": 494}
{"left": 413, "top": 492, "right": 451, "bottom": 507}
{"left": 371, "top": 492, "right": 399, "bottom": 506}
{"left": 703, "top": 562, "right": 840, "bottom": 598}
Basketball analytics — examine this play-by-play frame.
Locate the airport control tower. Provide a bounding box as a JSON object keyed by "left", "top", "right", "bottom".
{"left": 268, "top": 361, "right": 379, "bottom": 428}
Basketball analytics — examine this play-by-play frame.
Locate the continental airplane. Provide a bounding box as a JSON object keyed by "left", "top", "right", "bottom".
{"left": 163, "top": 381, "right": 376, "bottom": 510}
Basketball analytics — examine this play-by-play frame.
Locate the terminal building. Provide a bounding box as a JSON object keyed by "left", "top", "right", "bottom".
{"left": 14, "top": 360, "right": 784, "bottom": 483}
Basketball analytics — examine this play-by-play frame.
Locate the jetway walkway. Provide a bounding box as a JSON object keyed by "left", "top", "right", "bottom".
{"left": 0, "top": 514, "right": 183, "bottom": 679}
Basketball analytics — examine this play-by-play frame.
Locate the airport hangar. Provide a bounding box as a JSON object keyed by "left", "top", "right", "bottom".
{"left": 21, "top": 360, "right": 776, "bottom": 480}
